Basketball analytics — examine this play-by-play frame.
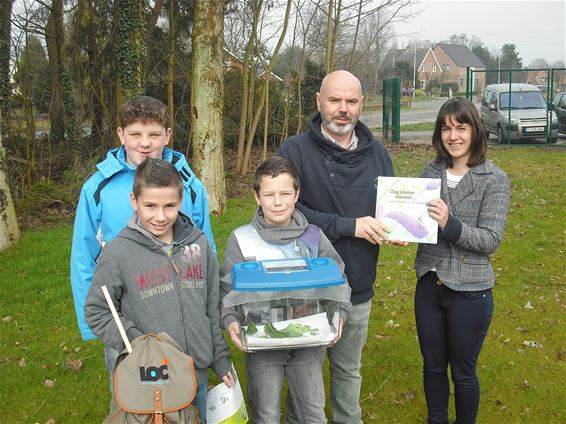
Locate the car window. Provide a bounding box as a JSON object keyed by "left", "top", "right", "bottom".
{"left": 499, "top": 91, "right": 547, "bottom": 110}
{"left": 483, "top": 90, "right": 493, "bottom": 105}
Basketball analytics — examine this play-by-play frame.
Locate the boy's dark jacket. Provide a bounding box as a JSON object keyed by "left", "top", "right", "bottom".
{"left": 84, "top": 212, "right": 231, "bottom": 383}
{"left": 277, "top": 113, "right": 395, "bottom": 305}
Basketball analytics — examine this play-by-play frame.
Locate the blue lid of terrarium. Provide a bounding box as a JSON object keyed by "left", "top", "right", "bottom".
{"left": 232, "top": 258, "right": 344, "bottom": 291}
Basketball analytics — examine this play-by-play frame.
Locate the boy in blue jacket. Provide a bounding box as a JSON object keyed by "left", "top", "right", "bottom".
{"left": 70, "top": 96, "right": 215, "bottom": 376}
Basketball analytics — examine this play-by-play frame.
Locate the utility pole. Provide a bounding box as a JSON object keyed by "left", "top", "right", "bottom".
{"left": 413, "top": 40, "right": 416, "bottom": 98}
{"left": 498, "top": 54, "right": 501, "bottom": 84}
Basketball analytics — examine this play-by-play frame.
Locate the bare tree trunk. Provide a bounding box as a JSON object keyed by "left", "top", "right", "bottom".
{"left": 45, "top": 0, "right": 80, "bottom": 155}
{"left": 75, "top": 0, "right": 113, "bottom": 152}
{"left": 280, "top": 80, "right": 290, "bottom": 143}
{"left": 328, "top": 0, "right": 343, "bottom": 72}
{"left": 262, "top": 77, "right": 269, "bottom": 160}
{"left": 190, "top": 0, "right": 226, "bottom": 214}
{"left": 348, "top": 0, "right": 363, "bottom": 71}
{"left": 0, "top": 0, "right": 12, "bottom": 139}
{"left": 0, "top": 123, "right": 20, "bottom": 250}
{"left": 325, "top": 0, "right": 334, "bottom": 73}
{"left": 296, "top": 0, "right": 321, "bottom": 133}
{"left": 0, "top": 0, "right": 18, "bottom": 250}
{"left": 241, "top": 0, "right": 292, "bottom": 175}
{"left": 235, "top": 0, "right": 262, "bottom": 174}
{"left": 280, "top": 3, "right": 300, "bottom": 144}
{"left": 45, "top": 3, "right": 65, "bottom": 147}
{"left": 146, "top": 0, "right": 165, "bottom": 42}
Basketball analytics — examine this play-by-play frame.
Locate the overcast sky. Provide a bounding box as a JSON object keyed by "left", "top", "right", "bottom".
{"left": 393, "top": 0, "right": 566, "bottom": 66}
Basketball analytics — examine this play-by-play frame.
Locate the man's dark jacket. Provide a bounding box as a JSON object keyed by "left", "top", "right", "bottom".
{"left": 277, "top": 113, "right": 394, "bottom": 305}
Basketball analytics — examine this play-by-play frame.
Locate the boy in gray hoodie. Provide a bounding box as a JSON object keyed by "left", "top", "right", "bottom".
{"left": 220, "top": 156, "right": 351, "bottom": 423}
{"left": 85, "top": 158, "right": 233, "bottom": 421}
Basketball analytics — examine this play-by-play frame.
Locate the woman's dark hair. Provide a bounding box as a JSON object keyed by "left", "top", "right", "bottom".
{"left": 253, "top": 156, "right": 300, "bottom": 195}
{"left": 133, "top": 158, "right": 183, "bottom": 199}
{"left": 431, "top": 97, "right": 487, "bottom": 167}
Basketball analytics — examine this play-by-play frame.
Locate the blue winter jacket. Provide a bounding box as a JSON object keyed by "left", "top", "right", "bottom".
{"left": 70, "top": 146, "right": 216, "bottom": 340}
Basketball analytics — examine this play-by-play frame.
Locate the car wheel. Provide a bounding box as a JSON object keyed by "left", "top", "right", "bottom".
{"left": 497, "top": 126, "right": 505, "bottom": 144}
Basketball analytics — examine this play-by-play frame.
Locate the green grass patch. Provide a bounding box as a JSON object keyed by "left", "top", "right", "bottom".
{"left": 400, "top": 121, "right": 436, "bottom": 132}
{"left": 1, "top": 146, "right": 565, "bottom": 423}
{"left": 369, "top": 122, "right": 435, "bottom": 133}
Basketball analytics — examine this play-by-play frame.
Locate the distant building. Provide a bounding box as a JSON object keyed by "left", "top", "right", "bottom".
{"left": 418, "top": 43, "right": 486, "bottom": 93}
{"left": 380, "top": 46, "right": 428, "bottom": 87}
{"left": 223, "top": 47, "right": 283, "bottom": 82}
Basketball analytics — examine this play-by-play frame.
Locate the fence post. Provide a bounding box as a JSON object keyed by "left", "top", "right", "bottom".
{"left": 546, "top": 68, "right": 558, "bottom": 146}
{"left": 392, "top": 78, "right": 400, "bottom": 144}
{"left": 382, "top": 79, "right": 389, "bottom": 142}
{"left": 466, "top": 67, "right": 471, "bottom": 99}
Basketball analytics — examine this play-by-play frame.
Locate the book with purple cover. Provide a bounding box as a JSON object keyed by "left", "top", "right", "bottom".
{"left": 376, "top": 176, "right": 441, "bottom": 244}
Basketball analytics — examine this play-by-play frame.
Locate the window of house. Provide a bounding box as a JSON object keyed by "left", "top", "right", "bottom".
{"left": 443, "top": 64, "right": 450, "bottom": 72}
{"left": 422, "top": 64, "right": 427, "bottom": 72}
{"left": 459, "top": 78, "right": 464, "bottom": 87}
{"left": 432, "top": 64, "right": 437, "bottom": 72}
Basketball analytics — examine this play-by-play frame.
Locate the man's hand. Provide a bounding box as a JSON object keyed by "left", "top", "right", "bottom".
{"left": 355, "top": 216, "right": 390, "bottom": 244}
{"left": 386, "top": 240, "right": 410, "bottom": 246}
{"left": 222, "top": 371, "right": 235, "bottom": 388}
{"left": 227, "top": 322, "right": 246, "bottom": 352}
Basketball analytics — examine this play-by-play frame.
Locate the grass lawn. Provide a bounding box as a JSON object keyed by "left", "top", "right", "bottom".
{"left": 1, "top": 145, "right": 565, "bottom": 423}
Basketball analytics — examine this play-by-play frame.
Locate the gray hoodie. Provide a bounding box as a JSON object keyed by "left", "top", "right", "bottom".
{"left": 220, "top": 208, "right": 352, "bottom": 330}
{"left": 84, "top": 212, "right": 232, "bottom": 383}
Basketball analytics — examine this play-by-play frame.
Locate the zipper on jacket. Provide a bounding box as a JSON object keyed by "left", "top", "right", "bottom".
{"left": 167, "top": 250, "right": 181, "bottom": 273}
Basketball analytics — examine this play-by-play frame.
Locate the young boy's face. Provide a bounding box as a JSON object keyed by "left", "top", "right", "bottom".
{"left": 117, "top": 121, "right": 172, "bottom": 167}
{"left": 254, "top": 173, "right": 299, "bottom": 227}
{"left": 130, "top": 186, "right": 181, "bottom": 243}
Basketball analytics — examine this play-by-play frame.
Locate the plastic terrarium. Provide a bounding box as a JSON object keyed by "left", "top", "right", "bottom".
{"left": 223, "top": 258, "right": 348, "bottom": 351}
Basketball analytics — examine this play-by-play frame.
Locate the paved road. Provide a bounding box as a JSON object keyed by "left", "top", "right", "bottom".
{"left": 362, "top": 98, "right": 489, "bottom": 127}
{"left": 398, "top": 131, "right": 566, "bottom": 146}
{"left": 362, "top": 98, "right": 452, "bottom": 127}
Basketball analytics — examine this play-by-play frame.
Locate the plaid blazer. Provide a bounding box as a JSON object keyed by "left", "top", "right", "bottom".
{"left": 414, "top": 159, "right": 510, "bottom": 291}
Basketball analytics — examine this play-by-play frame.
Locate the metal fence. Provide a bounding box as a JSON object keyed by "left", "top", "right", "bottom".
{"left": 374, "top": 68, "right": 566, "bottom": 146}
{"left": 468, "top": 67, "right": 566, "bottom": 145}
{"left": 382, "top": 77, "right": 400, "bottom": 143}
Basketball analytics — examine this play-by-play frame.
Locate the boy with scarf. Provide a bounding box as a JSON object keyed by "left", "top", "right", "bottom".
{"left": 220, "top": 156, "right": 351, "bottom": 423}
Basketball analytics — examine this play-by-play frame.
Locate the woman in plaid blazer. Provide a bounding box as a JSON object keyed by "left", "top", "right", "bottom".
{"left": 414, "top": 97, "right": 510, "bottom": 424}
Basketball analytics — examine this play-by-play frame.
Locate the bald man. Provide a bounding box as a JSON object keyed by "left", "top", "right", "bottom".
{"left": 278, "top": 70, "right": 395, "bottom": 424}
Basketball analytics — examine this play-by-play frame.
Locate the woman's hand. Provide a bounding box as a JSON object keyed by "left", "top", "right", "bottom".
{"left": 227, "top": 322, "right": 246, "bottom": 352}
{"left": 427, "top": 198, "right": 449, "bottom": 230}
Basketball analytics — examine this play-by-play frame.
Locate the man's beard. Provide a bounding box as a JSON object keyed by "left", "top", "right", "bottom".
{"left": 323, "top": 113, "right": 357, "bottom": 135}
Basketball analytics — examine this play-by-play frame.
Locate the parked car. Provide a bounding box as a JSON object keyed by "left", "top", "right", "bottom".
{"left": 480, "top": 83, "right": 558, "bottom": 143}
{"left": 552, "top": 92, "right": 566, "bottom": 133}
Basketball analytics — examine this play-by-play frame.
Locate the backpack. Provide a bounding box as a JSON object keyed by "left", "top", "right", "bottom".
{"left": 104, "top": 332, "right": 200, "bottom": 424}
